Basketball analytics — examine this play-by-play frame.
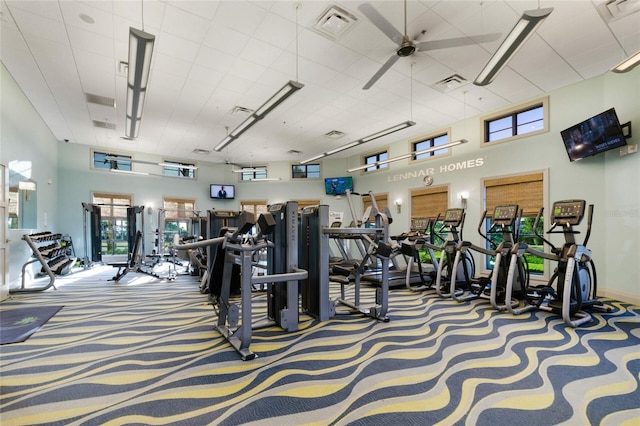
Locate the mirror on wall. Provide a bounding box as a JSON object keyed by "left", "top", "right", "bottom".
{"left": 8, "top": 160, "right": 37, "bottom": 230}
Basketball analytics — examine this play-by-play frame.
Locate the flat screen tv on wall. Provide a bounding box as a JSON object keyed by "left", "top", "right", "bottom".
{"left": 324, "top": 176, "right": 354, "bottom": 195}
{"left": 210, "top": 184, "right": 235, "bottom": 200}
{"left": 560, "top": 108, "right": 627, "bottom": 162}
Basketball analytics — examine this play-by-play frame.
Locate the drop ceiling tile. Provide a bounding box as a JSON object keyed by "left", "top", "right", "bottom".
{"left": 59, "top": 1, "right": 114, "bottom": 38}
{"left": 212, "top": 1, "right": 268, "bottom": 37}
{"left": 253, "top": 11, "right": 296, "bottom": 50}
{"left": 240, "top": 38, "right": 284, "bottom": 68}
{"left": 10, "top": 7, "right": 67, "bottom": 43}
{"left": 156, "top": 32, "right": 200, "bottom": 63}
{"left": 161, "top": 3, "right": 211, "bottom": 43}
{"left": 203, "top": 24, "right": 250, "bottom": 56}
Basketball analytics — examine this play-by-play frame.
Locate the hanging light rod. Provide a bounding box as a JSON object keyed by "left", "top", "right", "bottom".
{"left": 611, "top": 49, "right": 640, "bottom": 73}
{"left": 105, "top": 155, "right": 198, "bottom": 170}
{"left": 125, "top": 27, "right": 155, "bottom": 139}
{"left": 250, "top": 177, "right": 281, "bottom": 182}
{"left": 231, "top": 167, "right": 266, "bottom": 173}
{"left": 474, "top": 7, "right": 553, "bottom": 86}
{"left": 346, "top": 139, "right": 467, "bottom": 173}
{"left": 109, "top": 169, "right": 193, "bottom": 179}
{"left": 300, "top": 120, "right": 416, "bottom": 164}
{"left": 214, "top": 80, "right": 304, "bottom": 152}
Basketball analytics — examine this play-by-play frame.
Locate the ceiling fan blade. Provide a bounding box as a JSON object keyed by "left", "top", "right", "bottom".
{"left": 363, "top": 55, "right": 401, "bottom": 90}
{"left": 358, "top": 3, "right": 404, "bottom": 45}
{"left": 415, "top": 33, "right": 502, "bottom": 52}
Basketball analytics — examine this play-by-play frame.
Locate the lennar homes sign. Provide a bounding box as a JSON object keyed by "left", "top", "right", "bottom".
{"left": 387, "top": 157, "right": 485, "bottom": 183}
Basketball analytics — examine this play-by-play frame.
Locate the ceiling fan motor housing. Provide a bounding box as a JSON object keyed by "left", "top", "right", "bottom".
{"left": 397, "top": 41, "right": 416, "bottom": 57}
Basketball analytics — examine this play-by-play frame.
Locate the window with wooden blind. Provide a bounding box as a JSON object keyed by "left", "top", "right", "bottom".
{"left": 484, "top": 172, "right": 543, "bottom": 217}
{"left": 362, "top": 193, "right": 389, "bottom": 221}
{"left": 162, "top": 197, "right": 196, "bottom": 219}
{"left": 241, "top": 200, "right": 269, "bottom": 218}
{"left": 92, "top": 193, "right": 132, "bottom": 256}
{"left": 483, "top": 172, "right": 545, "bottom": 274}
{"left": 161, "top": 198, "right": 197, "bottom": 250}
{"left": 295, "top": 200, "right": 321, "bottom": 212}
{"left": 410, "top": 186, "right": 449, "bottom": 220}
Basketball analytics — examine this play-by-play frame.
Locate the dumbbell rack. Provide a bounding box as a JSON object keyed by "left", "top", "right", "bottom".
{"left": 12, "top": 232, "right": 75, "bottom": 293}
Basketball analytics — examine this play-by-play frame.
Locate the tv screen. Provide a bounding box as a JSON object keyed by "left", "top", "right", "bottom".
{"left": 325, "top": 176, "right": 354, "bottom": 195}
{"left": 210, "top": 184, "right": 235, "bottom": 200}
{"left": 561, "top": 108, "right": 627, "bottom": 162}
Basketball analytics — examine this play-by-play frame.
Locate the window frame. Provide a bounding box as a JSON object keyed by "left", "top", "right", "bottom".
{"left": 481, "top": 97, "right": 549, "bottom": 147}
{"left": 291, "top": 163, "right": 321, "bottom": 180}
{"left": 240, "top": 166, "right": 267, "bottom": 181}
{"left": 409, "top": 129, "right": 452, "bottom": 163}
{"left": 162, "top": 160, "right": 197, "bottom": 179}
{"left": 359, "top": 148, "right": 389, "bottom": 174}
{"left": 91, "top": 149, "right": 132, "bottom": 171}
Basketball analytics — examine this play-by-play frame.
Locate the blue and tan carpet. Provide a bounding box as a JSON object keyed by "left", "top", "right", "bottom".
{"left": 0, "top": 266, "right": 638, "bottom": 425}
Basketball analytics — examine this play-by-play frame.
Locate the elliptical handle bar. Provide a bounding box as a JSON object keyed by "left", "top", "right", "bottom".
{"left": 583, "top": 204, "right": 594, "bottom": 247}
{"left": 476, "top": 210, "right": 494, "bottom": 247}
{"left": 533, "top": 207, "right": 556, "bottom": 251}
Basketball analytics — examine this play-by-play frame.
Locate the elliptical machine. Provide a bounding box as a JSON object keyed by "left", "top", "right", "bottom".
{"left": 449, "top": 204, "right": 528, "bottom": 307}
{"left": 504, "top": 199, "right": 609, "bottom": 327}
{"left": 434, "top": 208, "right": 475, "bottom": 298}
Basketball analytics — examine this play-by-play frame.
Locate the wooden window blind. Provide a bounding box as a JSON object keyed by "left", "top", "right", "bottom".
{"left": 295, "top": 200, "right": 321, "bottom": 212}
{"left": 93, "top": 193, "right": 132, "bottom": 218}
{"left": 362, "top": 193, "right": 389, "bottom": 218}
{"left": 241, "top": 200, "right": 268, "bottom": 217}
{"left": 484, "top": 172, "right": 543, "bottom": 217}
{"left": 410, "top": 186, "right": 449, "bottom": 219}
{"left": 163, "top": 197, "right": 196, "bottom": 220}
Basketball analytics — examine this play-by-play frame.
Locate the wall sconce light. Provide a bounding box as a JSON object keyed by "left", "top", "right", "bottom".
{"left": 474, "top": 7, "right": 553, "bottom": 86}
{"left": 459, "top": 191, "right": 469, "bottom": 209}
{"left": 126, "top": 27, "right": 155, "bottom": 139}
{"left": 214, "top": 80, "right": 304, "bottom": 152}
{"left": 395, "top": 198, "right": 402, "bottom": 214}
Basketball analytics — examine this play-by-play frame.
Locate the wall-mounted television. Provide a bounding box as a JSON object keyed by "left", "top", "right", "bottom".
{"left": 210, "top": 184, "right": 235, "bottom": 200}
{"left": 325, "top": 176, "right": 354, "bottom": 195}
{"left": 560, "top": 108, "right": 627, "bottom": 162}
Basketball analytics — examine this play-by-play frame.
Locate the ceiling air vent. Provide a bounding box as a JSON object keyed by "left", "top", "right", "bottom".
{"left": 93, "top": 120, "right": 116, "bottom": 130}
{"left": 596, "top": 0, "right": 640, "bottom": 23}
{"left": 86, "top": 93, "right": 115, "bottom": 107}
{"left": 433, "top": 74, "right": 469, "bottom": 93}
{"left": 232, "top": 106, "right": 254, "bottom": 115}
{"left": 324, "top": 130, "right": 346, "bottom": 139}
{"left": 192, "top": 148, "right": 211, "bottom": 155}
{"left": 312, "top": 4, "right": 358, "bottom": 41}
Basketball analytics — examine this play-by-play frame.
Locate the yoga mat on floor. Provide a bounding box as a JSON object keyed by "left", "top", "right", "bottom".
{"left": 0, "top": 306, "right": 63, "bottom": 345}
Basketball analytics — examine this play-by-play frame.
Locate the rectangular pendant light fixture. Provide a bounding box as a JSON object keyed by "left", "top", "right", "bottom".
{"left": 611, "top": 49, "right": 640, "bottom": 73}
{"left": 300, "top": 120, "right": 415, "bottom": 164}
{"left": 346, "top": 139, "right": 467, "bottom": 173}
{"left": 105, "top": 155, "right": 198, "bottom": 170}
{"left": 215, "top": 80, "right": 304, "bottom": 152}
{"left": 474, "top": 8, "right": 553, "bottom": 86}
{"left": 125, "top": 27, "right": 155, "bottom": 139}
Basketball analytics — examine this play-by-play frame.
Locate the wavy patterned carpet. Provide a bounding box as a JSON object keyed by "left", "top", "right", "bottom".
{"left": 1, "top": 266, "right": 639, "bottom": 426}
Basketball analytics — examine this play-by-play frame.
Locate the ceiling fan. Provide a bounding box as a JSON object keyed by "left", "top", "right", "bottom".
{"left": 358, "top": 1, "right": 500, "bottom": 90}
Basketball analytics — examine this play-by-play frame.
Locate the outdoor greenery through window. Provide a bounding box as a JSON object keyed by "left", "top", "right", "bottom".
{"left": 484, "top": 100, "right": 546, "bottom": 143}
{"left": 92, "top": 193, "right": 132, "bottom": 256}
{"left": 412, "top": 133, "right": 449, "bottom": 160}
{"left": 292, "top": 163, "right": 320, "bottom": 179}
{"left": 162, "top": 198, "right": 197, "bottom": 252}
{"left": 93, "top": 151, "right": 131, "bottom": 171}
{"left": 483, "top": 172, "right": 545, "bottom": 275}
{"left": 163, "top": 160, "right": 196, "bottom": 178}
{"left": 363, "top": 151, "right": 388, "bottom": 172}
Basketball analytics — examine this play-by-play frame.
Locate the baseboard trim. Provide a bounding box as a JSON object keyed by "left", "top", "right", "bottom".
{"left": 600, "top": 288, "right": 640, "bottom": 306}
